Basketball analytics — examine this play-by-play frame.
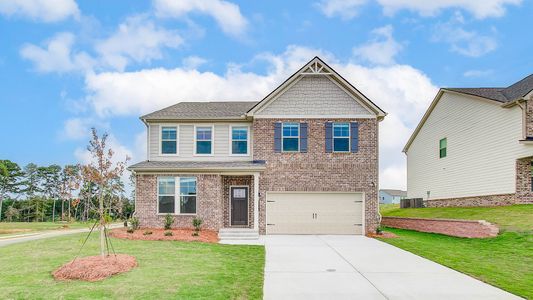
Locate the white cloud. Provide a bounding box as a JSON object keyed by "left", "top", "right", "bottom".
{"left": 20, "top": 32, "right": 95, "bottom": 73}
{"left": 154, "top": 0, "right": 248, "bottom": 37}
{"left": 80, "top": 45, "right": 437, "bottom": 189}
{"left": 315, "top": 0, "right": 368, "bottom": 20}
{"left": 61, "top": 118, "right": 92, "bottom": 140}
{"left": 463, "top": 69, "right": 494, "bottom": 78}
{"left": 182, "top": 55, "right": 208, "bottom": 70}
{"left": 95, "top": 15, "right": 183, "bottom": 71}
{"left": 353, "top": 25, "right": 403, "bottom": 65}
{"left": 377, "top": 0, "right": 522, "bottom": 19}
{"left": 0, "top": 0, "right": 79, "bottom": 22}
{"left": 433, "top": 13, "right": 498, "bottom": 57}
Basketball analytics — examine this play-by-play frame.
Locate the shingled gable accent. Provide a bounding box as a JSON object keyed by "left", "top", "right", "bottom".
{"left": 246, "top": 56, "right": 386, "bottom": 119}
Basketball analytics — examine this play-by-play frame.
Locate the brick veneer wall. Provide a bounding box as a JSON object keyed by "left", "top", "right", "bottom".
{"left": 381, "top": 216, "right": 499, "bottom": 238}
{"left": 253, "top": 118, "right": 380, "bottom": 234}
{"left": 516, "top": 158, "right": 533, "bottom": 203}
{"left": 222, "top": 175, "right": 254, "bottom": 228}
{"left": 135, "top": 174, "right": 224, "bottom": 230}
{"left": 425, "top": 193, "right": 518, "bottom": 207}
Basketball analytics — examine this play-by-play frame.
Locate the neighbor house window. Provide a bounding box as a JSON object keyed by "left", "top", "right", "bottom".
{"left": 231, "top": 126, "right": 248, "bottom": 155}
{"left": 530, "top": 161, "right": 533, "bottom": 192}
{"left": 158, "top": 177, "right": 175, "bottom": 214}
{"left": 179, "top": 177, "right": 197, "bottom": 214}
{"left": 158, "top": 176, "right": 197, "bottom": 214}
{"left": 439, "top": 138, "right": 447, "bottom": 158}
{"left": 196, "top": 126, "right": 212, "bottom": 154}
{"left": 333, "top": 123, "right": 350, "bottom": 152}
{"left": 282, "top": 123, "right": 299, "bottom": 152}
{"left": 161, "top": 126, "right": 177, "bottom": 154}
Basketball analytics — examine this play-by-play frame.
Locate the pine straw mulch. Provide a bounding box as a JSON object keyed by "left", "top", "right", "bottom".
{"left": 52, "top": 254, "right": 137, "bottom": 282}
{"left": 367, "top": 231, "right": 398, "bottom": 239}
{"left": 109, "top": 228, "right": 219, "bottom": 243}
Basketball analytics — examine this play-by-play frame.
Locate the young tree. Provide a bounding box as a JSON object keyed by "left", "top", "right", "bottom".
{"left": 5, "top": 206, "right": 19, "bottom": 222}
{"left": 58, "top": 165, "right": 80, "bottom": 222}
{"left": 0, "top": 160, "right": 24, "bottom": 221}
{"left": 38, "top": 165, "right": 62, "bottom": 221}
{"left": 81, "top": 128, "right": 129, "bottom": 257}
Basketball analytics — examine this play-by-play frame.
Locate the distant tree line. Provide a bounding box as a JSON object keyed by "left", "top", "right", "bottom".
{"left": 0, "top": 158, "right": 133, "bottom": 223}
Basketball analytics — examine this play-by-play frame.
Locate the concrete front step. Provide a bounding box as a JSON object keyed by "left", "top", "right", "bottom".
{"left": 218, "top": 228, "right": 259, "bottom": 240}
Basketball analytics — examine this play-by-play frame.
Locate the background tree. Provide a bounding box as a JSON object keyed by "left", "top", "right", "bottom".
{"left": 38, "top": 165, "right": 62, "bottom": 221}
{"left": 0, "top": 160, "right": 24, "bottom": 221}
{"left": 5, "top": 206, "right": 19, "bottom": 222}
{"left": 81, "top": 128, "right": 129, "bottom": 257}
{"left": 58, "top": 165, "right": 80, "bottom": 221}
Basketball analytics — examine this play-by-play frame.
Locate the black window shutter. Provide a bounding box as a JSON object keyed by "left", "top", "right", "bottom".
{"left": 325, "top": 122, "right": 333, "bottom": 153}
{"left": 274, "top": 122, "right": 282, "bottom": 153}
{"left": 300, "top": 123, "right": 308, "bottom": 153}
{"left": 350, "top": 122, "right": 359, "bottom": 153}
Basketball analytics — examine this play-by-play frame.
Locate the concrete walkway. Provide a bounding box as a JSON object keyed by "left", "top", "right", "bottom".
{"left": 0, "top": 223, "right": 123, "bottom": 248}
{"left": 263, "top": 235, "right": 520, "bottom": 300}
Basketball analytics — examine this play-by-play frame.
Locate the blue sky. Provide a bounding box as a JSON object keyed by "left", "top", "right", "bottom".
{"left": 0, "top": 0, "right": 532, "bottom": 189}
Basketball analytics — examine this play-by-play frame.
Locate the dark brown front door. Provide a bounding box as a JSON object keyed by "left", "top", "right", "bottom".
{"left": 231, "top": 187, "right": 248, "bottom": 226}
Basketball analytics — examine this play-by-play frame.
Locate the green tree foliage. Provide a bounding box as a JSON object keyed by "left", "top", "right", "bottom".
{"left": 0, "top": 160, "right": 24, "bottom": 221}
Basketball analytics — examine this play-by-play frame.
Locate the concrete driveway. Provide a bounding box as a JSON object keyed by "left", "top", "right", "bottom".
{"left": 263, "top": 235, "right": 519, "bottom": 300}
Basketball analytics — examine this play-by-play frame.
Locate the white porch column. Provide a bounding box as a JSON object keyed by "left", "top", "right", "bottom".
{"left": 253, "top": 172, "right": 259, "bottom": 231}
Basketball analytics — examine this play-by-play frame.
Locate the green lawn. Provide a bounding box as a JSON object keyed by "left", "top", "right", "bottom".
{"left": 0, "top": 234, "right": 265, "bottom": 299}
{"left": 379, "top": 228, "right": 533, "bottom": 299}
{"left": 0, "top": 221, "right": 95, "bottom": 236}
{"left": 380, "top": 204, "right": 533, "bottom": 231}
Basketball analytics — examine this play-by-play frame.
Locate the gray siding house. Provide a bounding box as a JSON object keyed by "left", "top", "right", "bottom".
{"left": 379, "top": 189, "right": 407, "bottom": 204}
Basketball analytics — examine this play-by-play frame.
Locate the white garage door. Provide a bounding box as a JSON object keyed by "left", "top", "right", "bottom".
{"left": 266, "top": 192, "right": 364, "bottom": 235}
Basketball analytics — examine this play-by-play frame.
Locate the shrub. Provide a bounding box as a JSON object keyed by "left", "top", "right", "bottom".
{"left": 164, "top": 231, "right": 173, "bottom": 236}
{"left": 164, "top": 213, "right": 174, "bottom": 230}
{"left": 192, "top": 218, "right": 203, "bottom": 236}
{"left": 376, "top": 226, "right": 383, "bottom": 234}
{"left": 126, "top": 228, "right": 134, "bottom": 234}
{"left": 143, "top": 230, "right": 152, "bottom": 236}
{"left": 129, "top": 217, "right": 140, "bottom": 231}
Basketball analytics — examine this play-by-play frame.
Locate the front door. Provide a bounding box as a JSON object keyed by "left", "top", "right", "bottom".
{"left": 231, "top": 187, "right": 248, "bottom": 226}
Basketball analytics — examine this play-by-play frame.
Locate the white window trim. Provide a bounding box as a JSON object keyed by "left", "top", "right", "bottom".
{"left": 282, "top": 122, "right": 300, "bottom": 153}
{"left": 193, "top": 124, "right": 215, "bottom": 156}
{"left": 332, "top": 123, "right": 351, "bottom": 153}
{"left": 159, "top": 125, "right": 180, "bottom": 156}
{"left": 157, "top": 176, "right": 198, "bottom": 215}
{"left": 229, "top": 125, "right": 250, "bottom": 156}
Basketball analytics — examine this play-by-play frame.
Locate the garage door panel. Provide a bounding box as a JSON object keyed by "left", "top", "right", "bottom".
{"left": 266, "top": 192, "right": 364, "bottom": 235}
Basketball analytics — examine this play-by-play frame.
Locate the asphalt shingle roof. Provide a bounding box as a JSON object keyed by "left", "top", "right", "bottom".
{"left": 128, "top": 160, "right": 266, "bottom": 171}
{"left": 444, "top": 74, "right": 533, "bottom": 103}
{"left": 141, "top": 101, "right": 259, "bottom": 120}
{"left": 380, "top": 189, "right": 407, "bottom": 197}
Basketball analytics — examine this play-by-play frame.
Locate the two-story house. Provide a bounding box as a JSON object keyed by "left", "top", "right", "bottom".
{"left": 404, "top": 74, "right": 533, "bottom": 207}
{"left": 129, "top": 57, "right": 386, "bottom": 237}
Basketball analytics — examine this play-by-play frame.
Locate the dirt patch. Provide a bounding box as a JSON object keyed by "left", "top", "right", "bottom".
{"left": 53, "top": 254, "right": 137, "bottom": 282}
{"left": 0, "top": 229, "right": 33, "bottom": 235}
{"left": 109, "top": 228, "right": 219, "bottom": 243}
{"left": 367, "top": 231, "right": 398, "bottom": 239}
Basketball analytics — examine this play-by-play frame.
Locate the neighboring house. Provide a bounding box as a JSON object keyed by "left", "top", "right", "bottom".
{"left": 404, "top": 74, "right": 533, "bottom": 207}
{"left": 379, "top": 189, "right": 407, "bottom": 204}
{"left": 129, "top": 57, "right": 386, "bottom": 236}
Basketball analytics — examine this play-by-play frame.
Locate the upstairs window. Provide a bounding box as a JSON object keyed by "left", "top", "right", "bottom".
{"left": 439, "top": 138, "right": 447, "bottom": 158}
{"left": 333, "top": 123, "right": 350, "bottom": 152}
{"left": 231, "top": 126, "right": 248, "bottom": 155}
{"left": 196, "top": 126, "right": 213, "bottom": 155}
{"left": 161, "top": 126, "right": 177, "bottom": 154}
{"left": 282, "top": 123, "right": 299, "bottom": 152}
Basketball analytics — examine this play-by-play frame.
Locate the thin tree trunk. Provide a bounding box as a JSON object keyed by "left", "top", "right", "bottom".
{"left": 61, "top": 199, "right": 64, "bottom": 221}
{"left": 52, "top": 199, "right": 56, "bottom": 222}
{"left": 68, "top": 199, "right": 71, "bottom": 221}
{"left": 0, "top": 195, "right": 3, "bottom": 222}
{"left": 99, "top": 189, "right": 105, "bottom": 257}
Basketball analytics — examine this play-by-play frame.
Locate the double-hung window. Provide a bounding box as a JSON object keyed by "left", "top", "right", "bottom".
{"left": 158, "top": 177, "right": 197, "bottom": 214}
{"left": 439, "top": 138, "right": 447, "bottom": 158}
{"left": 196, "top": 126, "right": 212, "bottom": 155}
{"left": 282, "top": 123, "right": 299, "bottom": 152}
{"left": 231, "top": 126, "right": 248, "bottom": 155}
{"left": 333, "top": 123, "right": 350, "bottom": 152}
{"left": 161, "top": 126, "right": 177, "bottom": 154}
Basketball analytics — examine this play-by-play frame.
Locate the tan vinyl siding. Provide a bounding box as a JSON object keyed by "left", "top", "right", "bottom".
{"left": 407, "top": 92, "right": 532, "bottom": 200}
{"left": 148, "top": 123, "right": 252, "bottom": 161}
{"left": 255, "top": 76, "right": 374, "bottom": 116}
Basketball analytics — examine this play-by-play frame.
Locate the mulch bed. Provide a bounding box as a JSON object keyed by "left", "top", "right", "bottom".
{"left": 109, "top": 228, "right": 219, "bottom": 243}
{"left": 52, "top": 254, "right": 137, "bottom": 282}
{"left": 367, "top": 231, "right": 398, "bottom": 239}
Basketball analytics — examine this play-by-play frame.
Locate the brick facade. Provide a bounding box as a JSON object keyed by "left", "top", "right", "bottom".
{"left": 516, "top": 157, "right": 533, "bottom": 203}
{"left": 135, "top": 173, "right": 224, "bottom": 230}
{"left": 381, "top": 217, "right": 499, "bottom": 238}
{"left": 425, "top": 193, "right": 518, "bottom": 207}
{"left": 253, "top": 118, "right": 380, "bottom": 234}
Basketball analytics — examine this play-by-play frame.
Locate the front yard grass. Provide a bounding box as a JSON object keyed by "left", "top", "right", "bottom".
{"left": 0, "top": 233, "right": 265, "bottom": 299}
{"left": 380, "top": 204, "right": 533, "bottom": 231}
{"left": 0, "top": 221, "right": 94, "bottom": 236}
